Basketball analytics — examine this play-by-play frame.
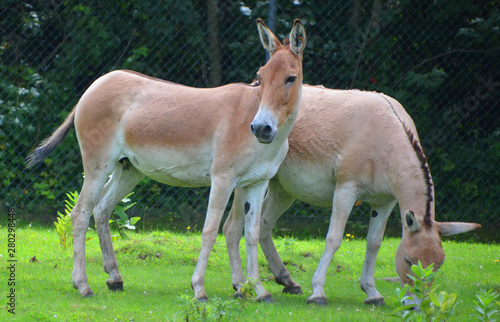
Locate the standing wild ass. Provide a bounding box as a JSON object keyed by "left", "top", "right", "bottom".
{"left": 224, "top": 85, "right": 481, "bottom": 305}
{"left": 26, "top": 19, "right": 306, "bottom": 302}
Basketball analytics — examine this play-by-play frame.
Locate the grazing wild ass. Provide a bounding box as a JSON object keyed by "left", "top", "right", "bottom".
{"left": 224, "top": 85, "right": 481, "bottom": 305}
{"left": 26, "top": 18, "right": 306, "bottom": 302}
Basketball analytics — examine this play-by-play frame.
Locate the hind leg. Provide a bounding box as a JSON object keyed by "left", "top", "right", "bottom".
{"left": 92, "top": 159, "right": 144, "bottom": 292}
{"left": 71, "top": 169, "right": 110, "bottom": 297}
{"left": 258, "top": 178, "right": 302, "bottom": 294}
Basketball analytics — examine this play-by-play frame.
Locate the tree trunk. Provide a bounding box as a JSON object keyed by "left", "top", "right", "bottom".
{"left": 207, "top": 0, "right": 221, "bottom": 87}
{"left": 266, "top": 0, "right": 278, "bottom": 61}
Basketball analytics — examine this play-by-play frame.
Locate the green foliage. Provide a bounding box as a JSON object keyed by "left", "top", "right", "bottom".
{"left": 54, "top": 191, "right": 78, "bottom": 249}
{"left": 390, "top": 260, "right": 458, "bottom": 321}
{"left": 408, "top": 261, "right": 437, "bottom": 300}
{"left": 238, "top": 278, "right": 258, "bottom": 301}
{"left": 277, "top": 236, "right": 297, "bottom": 254}
{"left": 472, "top": 289, "right": 500, "bottom": 321}
{"left": 109, "top": 193, "right": 140, "bottom": 240}
{"left": 391, "top": 285, "right": 416, "bottom": 320}
{"left": 53, "top": 190, "right": 139, "bottom": 246}
{"left": 177, "top": 295, "right": 238, "bottom": 321}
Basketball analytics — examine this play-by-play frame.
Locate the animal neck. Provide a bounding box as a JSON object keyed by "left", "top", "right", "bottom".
{"left": 379, "top": 93, "right": 436, "bottom": 229}
{"left": 274, "top": 91, "right": 302, "bottom": 145}
{"left": 394, "top": 145, "right": 435, "bottom": 229}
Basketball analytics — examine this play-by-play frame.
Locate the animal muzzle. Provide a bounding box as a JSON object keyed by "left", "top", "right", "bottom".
{"left": 250, "top": 107, "right": 277, "bottom": 144}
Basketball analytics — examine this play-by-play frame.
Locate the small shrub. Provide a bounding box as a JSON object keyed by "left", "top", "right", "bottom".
{"left": 109, "top": 192, "right": 140, "bottom": 240}
{"left": 472, "top": 289, "right": 500, "bottom": 321}
{"left": 177, "top": 295, "right": 237, "bottom": 321}
{"left": 390, "top": 260, "right": 458, "bottom": 321}
{"left": 54, "top": 191, "right": 140, "bottom": 246}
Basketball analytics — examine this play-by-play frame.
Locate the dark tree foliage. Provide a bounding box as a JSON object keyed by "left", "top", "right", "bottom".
{"left": 1, "top": 0, "right": 498, "bottom": 227}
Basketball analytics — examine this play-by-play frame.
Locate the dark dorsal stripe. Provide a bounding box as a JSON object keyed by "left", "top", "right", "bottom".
{"left": 378, "top": 94, "right": 434, "bottom": 229}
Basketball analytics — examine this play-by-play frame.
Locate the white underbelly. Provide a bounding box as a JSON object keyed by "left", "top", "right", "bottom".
{"left": 125, "top": 146, "right": 213, "bottom": 187}
{"left": 276, "top": 162, "right": 335, "bottom": 207}
{"left": 277, "top": 161, "right": 396, "bottom": 208}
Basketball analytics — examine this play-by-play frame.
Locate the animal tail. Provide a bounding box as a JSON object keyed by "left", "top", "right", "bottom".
{"left": 26, "top": 105, "right": 77, "bottom": 168}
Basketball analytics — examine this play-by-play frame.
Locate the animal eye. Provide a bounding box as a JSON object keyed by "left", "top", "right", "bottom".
{"left": 285, "top": 76, "right": 297, "bottom": 84}
{"left": 252, "top": 74, "right": 261, "bottom": 86}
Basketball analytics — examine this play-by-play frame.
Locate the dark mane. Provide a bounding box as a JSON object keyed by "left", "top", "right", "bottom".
{"left": 379, "top": 95, "right": 434, "bottom": 229}
{"left": 402, "top": 124, "right": 434, "bottom": 229}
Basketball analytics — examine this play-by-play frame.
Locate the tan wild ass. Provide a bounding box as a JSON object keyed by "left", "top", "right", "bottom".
{"left": 26, "top": 19, "right": 306, "bottom": 302}
{"left": 223, "top": 85, "right": 481, "bottom": 305}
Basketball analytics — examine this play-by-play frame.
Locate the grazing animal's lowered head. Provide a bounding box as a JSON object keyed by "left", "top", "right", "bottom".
{"left": 396, "top": 210, "right": 481, "bottom": 287}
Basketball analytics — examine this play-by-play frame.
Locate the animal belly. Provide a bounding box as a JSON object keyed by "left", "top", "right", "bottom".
{"left": 276, "top": 162, "right": 335, "bottom": 207}
{"left": 125, "top": 148, "right": 213, "bottom": 187}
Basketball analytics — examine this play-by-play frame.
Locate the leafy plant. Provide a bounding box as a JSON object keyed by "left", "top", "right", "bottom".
{"left": 110, "top": 193, "right": 140, "bottom": 240}
{"left": 238, "top": 278, "right": 257, "bottom": 300}
{"left": 390, "top": 260, "right": 458, "bottom": 321}
{"left": 391, "top": 284, "right": 416, "bottom": 320}
{"left": 177, "top": 295, "right": 237, "bottom": 321}
{"left": 472, "top": 289, "right": 500, "bottom": 321}
{"left": 54, "top": 190, "right": 140, "bottom": 246}
{"left": 278, "top": 236, "right": 297, "bottom": 254}
{"left": 408, "top": 261, "right": 436, "bottom": 301}
{"left": 426, "top": 291, "right": 458, "bottom": 321}
{"left": 54, "top": 191, "right": 78, "bottom": 249}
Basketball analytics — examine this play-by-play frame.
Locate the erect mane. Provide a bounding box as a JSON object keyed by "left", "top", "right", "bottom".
{"left": 379, "top": 94, "right": 434, "bottom": 229}
{"left": 402, "top": 124, "right": 434, "bottom": 229}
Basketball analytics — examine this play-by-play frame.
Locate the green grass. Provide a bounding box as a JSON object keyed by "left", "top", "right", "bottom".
{"left": 1, "top": 226, "right": 499, "bottom": 321}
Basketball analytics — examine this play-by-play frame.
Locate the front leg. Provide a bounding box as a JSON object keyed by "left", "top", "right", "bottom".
{"left": 223, "top": 188, "right": 246, "bottom": 296}
{"left": 307, "top": 182, "right": 356, "bottom": 305}
{"left": 191, "top": 177, "right": 234, "bottom": 301}
{"left": 242, "top": 180, "right": 273, "bottom": 302}
{"left": 360, "top": 201, "right": 396, "bottom": 306}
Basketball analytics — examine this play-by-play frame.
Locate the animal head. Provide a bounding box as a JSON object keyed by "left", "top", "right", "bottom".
{"left": 250, "top": 18, "right": 306, "bottom": 144}
{"left": 395, "top": 210, "right": 481, "bottom": 286}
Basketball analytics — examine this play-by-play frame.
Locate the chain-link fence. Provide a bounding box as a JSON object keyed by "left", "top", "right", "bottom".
{"left": 1, "top": 1, "right": 499, "bottom": 232}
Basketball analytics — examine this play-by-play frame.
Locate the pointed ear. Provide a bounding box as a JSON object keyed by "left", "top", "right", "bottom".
{"left": 256, "top": 18, "right": 281, "bottom": 55}
{"left": 289, "top": 19, "right": 306, "bottom": 56}
{"left": 404, "top": 210, "right": 421, "bottom": 232}
{"left": 437, "top": 222, "right": 482, "bottom": 236}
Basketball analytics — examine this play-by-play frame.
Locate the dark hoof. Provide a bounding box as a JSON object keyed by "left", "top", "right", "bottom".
{"left": 256, "top": 294, "right": 274, "bottom": 303}
{"left": 306, "top": 297, "right": 328, "bottom": 306}
{"left": 232, "top": 291, "right": 245, "bottom": 299}
{"left": 82, "top": 290, "right": 95, "bottom": 298}
{"left": 106, "top": 281, "right": 124, "bottom": 292}
{"left": 282, "top": 285, "right": 303, "bottom": 295}
{"left": 364, "top": 297, "right": 386, "bottom": 306}
{"left": 196, "top": 296, "right": 209, "bottom": 303}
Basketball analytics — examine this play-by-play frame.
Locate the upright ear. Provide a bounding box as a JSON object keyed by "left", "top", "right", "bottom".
{"left": 404, "top": 210, "right": 421, "bottom": 232}
{"left": 257, "top": 18, "right": 281, "bottom": 55}
{"left": 437, "top": 222, "right": 482, "bottom": 236}
{"left": 289, "top": 19, "right": 306, "bottom": 56}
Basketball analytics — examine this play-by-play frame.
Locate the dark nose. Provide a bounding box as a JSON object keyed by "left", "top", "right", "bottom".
{"left": 261, "top": 125, "right": 273, "bottom": 136}
{"left": 250, "top": 122, "right": 275, "bottom": 144}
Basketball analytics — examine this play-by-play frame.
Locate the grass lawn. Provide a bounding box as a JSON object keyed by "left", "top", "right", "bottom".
{"left": 1, "top": 225, "right": 499, "bottom": 321}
